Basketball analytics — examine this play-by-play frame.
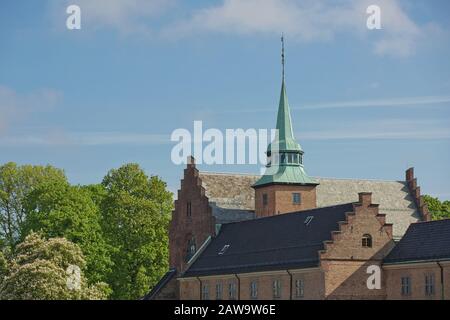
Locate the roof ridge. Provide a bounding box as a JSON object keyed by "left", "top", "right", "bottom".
{"left": 198, "top": 171, "right": 405, "bottom": 183}
{"left": 221, "top": 202, "right": 354, "bottom": 226}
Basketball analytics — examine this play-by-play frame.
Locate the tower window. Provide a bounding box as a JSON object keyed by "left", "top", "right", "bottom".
{"left": 187, "top": 201, "right": 192, "bottom": 217}
{"left": 292, "top": 193, "right": 301, "bottom": 204}
{"left": 299, "top": 154, "right": 303, "bottom": 165}
{"left": 362, "top": 234, "right": 372, "bottom": 248}
{"left": 262, "top": 194, "right": 268, "bottom": 206}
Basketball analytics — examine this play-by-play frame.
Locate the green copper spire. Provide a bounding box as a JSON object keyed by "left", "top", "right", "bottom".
{"left": 253, "top": 36, "right": 318, "bottom": 188}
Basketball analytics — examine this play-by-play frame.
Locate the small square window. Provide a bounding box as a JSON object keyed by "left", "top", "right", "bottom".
{"left": 292, "top": 193, "right": 301, "bottom": 204}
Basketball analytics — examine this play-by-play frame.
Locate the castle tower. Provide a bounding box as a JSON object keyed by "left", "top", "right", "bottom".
{"left": 253, "top": 36, "right": 318, "bottom": 217}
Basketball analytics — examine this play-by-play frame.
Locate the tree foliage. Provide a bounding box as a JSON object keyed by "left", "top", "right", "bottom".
{"left": 0, "top": 233, "right": 108, "bottom": 300}
{"left": 22, "top": 182, "right": 113, "bottom": 284}
{"left": 424, "top": 195, "right": 450, "bottom": 220}
{"left": 101, "top": 163, "right": 172, "bottom": 299}
{"left": 0, "top": 162, "right": 66, "bottom": 250}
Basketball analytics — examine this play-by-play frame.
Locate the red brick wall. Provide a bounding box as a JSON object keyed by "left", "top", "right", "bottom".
{"left": 169, "top": 160, "right": 215, "bottom": 273}
{"left": 179, "top": 269, "right": 325, "bottom": 300}
{"left": 384, "top": 262, "right": 450, "bottom": 300}
{"left": 254, "top": 184, "right": 317, "bottom": 217}
{"left": 320, "top": 193, "right": 395, "bottom": 299}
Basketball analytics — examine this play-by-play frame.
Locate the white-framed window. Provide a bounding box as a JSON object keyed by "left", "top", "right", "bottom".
{"left": 202, "top": 283, "right": 209, "bottom": 300}
{"left": 425, "top": 273, "right": 435, "bottom": 296}
{"left": 292, "top": 192, "right": 301, "bottom": 204}
{"left": 401, "top": 276, "right": 411, "bottom": 296}
{"left": 216, "top": 282, "right": 223, "bottom": 300}
{"left": 228, "top": 282, "right": 237, "bottom": 300}
{"left": 273, "top": 279, "right": 282, "bottom": 299}
{"left": 295, "top": 279, "right": 304, "bottom": 298}
{"left": 362, "top": 234, "right": 372, "bottom": 248}
{"left": 250, "top": 281, "right": 258, "bottom": 299}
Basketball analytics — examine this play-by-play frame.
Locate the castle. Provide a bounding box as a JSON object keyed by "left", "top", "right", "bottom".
{"left": 146, "top": 42, "right": 450, "bottom": 300}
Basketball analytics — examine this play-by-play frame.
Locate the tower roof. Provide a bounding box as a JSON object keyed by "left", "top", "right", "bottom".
{"left": 267, "top": 79, "right": 302, "bottom": 154}
{"left": 253, "top": 35, "right": 317, "bottom": 187}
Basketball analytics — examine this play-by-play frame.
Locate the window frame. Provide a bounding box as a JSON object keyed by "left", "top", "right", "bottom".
{"left": 250, "top": 281, "right": 258, "bottom": 299}
{"left": 295, "top": 279, "right": 304, "bottom": 298}
{"left": 292, "top": 192, "right": 301, "bottom": 205}
{"left": 262, "top": 193, "right": 268, "bottom": 207}
{"left": 362, "top": 234, "right": 373, "bottom": 248}
{"left": 273, "top": 279, "right": 282, "bottom": 299}
{"left": 216, "top": 282, "right": 223, "bottom": 300}
{"left": 228, "top": 282, "right": 237, "bottom": 300}
{"left": 425, "top": 273, "right": 435, "bottom": 296}
{"left": 401, "top": 276, "right": 411, "bottom": 296}
{"left": 202, "top": 283, "right": 209, "bottom": 300}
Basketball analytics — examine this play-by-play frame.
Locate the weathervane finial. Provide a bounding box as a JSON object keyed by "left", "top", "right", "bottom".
{"left": 281, "top": 33, "right": 285, "bottom": 80}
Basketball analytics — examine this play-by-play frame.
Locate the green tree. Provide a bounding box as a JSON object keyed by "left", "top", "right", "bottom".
{"left": 21, "top": 182, "right": 113, "bottom": 284}
{"left": 101, "top": 163, "right": 172, "bottom": 299}
{"left": 0, "top": 251, "right": 7, "bottom": 281}
{"left": 0, "top": 162, "right": 66, "bottom": 250}
{"left": 424, "top": 195, "right": 450, "bottom": 220}
{"left": 0, "top": 233, "right": 108, "bottom": 300}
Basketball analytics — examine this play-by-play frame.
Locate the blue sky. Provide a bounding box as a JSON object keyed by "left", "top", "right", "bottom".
{"left": 0, "top": 0, "right": 449, "bottom": 199}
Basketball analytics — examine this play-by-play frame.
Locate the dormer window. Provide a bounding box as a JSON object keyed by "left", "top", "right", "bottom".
{"left": 362, "top": 234, "right": 372, "bottom": 248}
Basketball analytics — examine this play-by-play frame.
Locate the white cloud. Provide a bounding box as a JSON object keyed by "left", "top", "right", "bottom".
{"left": 0, "top": 85, "right": 62, "bottom": 135}
{"left": 57, "top": 0, "right": 175, "bottom": 35}
{"left": 163, "top": 0, "right": 438, "bottom": 57}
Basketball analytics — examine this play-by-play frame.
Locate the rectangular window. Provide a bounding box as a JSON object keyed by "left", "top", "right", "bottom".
{"left": 273, "top": 279, "right": 282, "bottom": 299}
{"left": 228, "top": 282, "right": 237, "bottom": 300}
{"left": 401, "top": 276, "right": 411, "bottom": 296}
{"left": 202, "top": 283, "right": 209, "bottom": 300}
{"left": 425, "top": 273, "right": 435, "bottom": 296}
{"left": 216, "top": 282, "right": 223, "bottom": 300}
{"left": 295, "top": 279, "right": 304, "bottom": 298}
{"left": 250, "top": 281, "right": 258, "bottom": 299}
{"left": 262, "top": 194, "right": 268, "bottom": 206}
{"left": 187, "top": 201, "right": 192, "bottom": 217}
{"left": 292, "top": 193, "right": 301, "bottom": 204}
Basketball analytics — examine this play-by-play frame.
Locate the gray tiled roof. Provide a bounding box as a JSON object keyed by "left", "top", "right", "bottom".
{"left": 198, "top": 172, "right": 421, "bottom": 239}
{"left": 384, "top": 219, "right": 450, "bottom": 264}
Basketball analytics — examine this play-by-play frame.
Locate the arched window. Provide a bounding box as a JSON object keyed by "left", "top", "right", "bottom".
{"left": 362, "top": 234, "right": 372, "bottom": 248}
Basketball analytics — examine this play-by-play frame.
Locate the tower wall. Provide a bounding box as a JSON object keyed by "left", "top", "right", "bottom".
{"left": 254, "top": 184, "right": 317, "bottom": 217}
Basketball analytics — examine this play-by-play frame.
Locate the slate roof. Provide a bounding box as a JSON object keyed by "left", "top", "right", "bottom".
{"left": 183, "top": 203, "right": 353, "bottom": 277}
{"left": 384, "top": 219, "right": 450, "bottom": 264}
{"left": 142, "top": 268, "right": 176, "bottom": 300}
{"left": 198, "top": 172, "right": 420, "bottom": 239}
